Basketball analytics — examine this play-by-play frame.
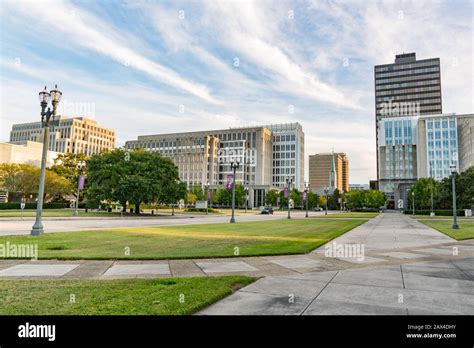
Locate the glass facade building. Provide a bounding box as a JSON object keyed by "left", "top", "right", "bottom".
{"left": 375, "top": 53, "right": 442, "bottom": 182}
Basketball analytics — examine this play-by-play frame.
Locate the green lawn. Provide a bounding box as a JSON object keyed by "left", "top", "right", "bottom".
{"left": 418, "top": 219, "right": 474, "bottom": 240}
{"left": 411, "top": 215, "right": 473, "bottom": 220}
{"left": 314, "top": 212, "right": 379, "bottom": 219}
{"left": 0, "top": 276, "right": 253, "bottom": 315}
{"left": 0, "top": 219, "right": 367, "bottom": 259}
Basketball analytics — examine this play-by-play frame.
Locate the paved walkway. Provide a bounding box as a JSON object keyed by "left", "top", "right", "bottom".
{"left": 0, "top": 213, "right": 473, "bottom": 314}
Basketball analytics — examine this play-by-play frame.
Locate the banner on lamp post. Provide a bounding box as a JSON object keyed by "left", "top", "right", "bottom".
{"left": 207, "top": 190, "right": 211, "bottom": 200}
{"left": 226, "top": 175, "right": 234, "bottom": 191}
{"left": 303, "top": 191, "right": 307, "bottom": 200}
{"left": 78, "top": 175, "right": 85, "bottom": 190}
{"left": 284, "top": 188, "right": 289, "bottom": 198}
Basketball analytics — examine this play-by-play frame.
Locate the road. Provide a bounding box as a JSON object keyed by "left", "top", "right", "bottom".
{"left": 0, "top": 210, "right": 334, "bottom": 235}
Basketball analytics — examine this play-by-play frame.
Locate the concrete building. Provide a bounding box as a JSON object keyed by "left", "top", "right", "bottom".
{"left": 9, "top": 116, "right": 115, "bottom": 155}
{"left": 0, "top": 141, "right": 59, "bottom": 167}
{"left": 375, "top": 53, "right": 442, "bottom": 181}
{"left": 125, "top": 126, "right": 276, "bottom": 207}
{"left": 261, "top": 123, "right": 305, "bottom": 191}
{"left": 308, "top": 152, "right": 349, "bottom": 193}
{"left": 457, "top": 114, "right": 474, "bottom": 172}
{"left": 125, "top": 123, "right": 304, "bottom": 207}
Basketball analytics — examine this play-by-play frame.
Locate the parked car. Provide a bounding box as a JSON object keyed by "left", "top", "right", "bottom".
{"left": 261, "top": 206, "right": 274, "bottom": 214}
{"left": 312, "top": 206, "right": 323, "bottom": 211}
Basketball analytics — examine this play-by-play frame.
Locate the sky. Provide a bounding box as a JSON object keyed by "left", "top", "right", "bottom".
{"left": 0, "top": 0, "right": 473, "bottom": 184}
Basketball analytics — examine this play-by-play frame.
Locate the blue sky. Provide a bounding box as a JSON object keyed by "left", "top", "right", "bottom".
{"left": 1, "top": 0, "right": 472, "bottom": 184}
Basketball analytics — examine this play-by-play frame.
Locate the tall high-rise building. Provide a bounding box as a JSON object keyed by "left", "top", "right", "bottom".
{"left": 375, "top": 53, "right": 442, "bottom": 182}
{"left": 9, "top": 116, "right": 115, "bottom": 155}
{"left": 125, "top": 123, "right": 304, "bottom": 207}
{"left": 308, "top": 152, "right": 349, "bottom": 193}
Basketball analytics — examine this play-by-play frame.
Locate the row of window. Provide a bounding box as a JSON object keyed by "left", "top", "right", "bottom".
{"left": 376, "top": 79, "right": 440, "bottom": 91}
{"left": 375, "top": 60, "right": 439, "bottom": 73}
{"left": 375, "top": 72, "right": 440, "bottom": 85}
{"left": 375, "top": 66, "right": 439, "bottom": 78}
{"left": 376, "top": 92, "right": 441, "bottom": 103}
{"left": 375, "top": 85, "right": 441, "bottom": 96}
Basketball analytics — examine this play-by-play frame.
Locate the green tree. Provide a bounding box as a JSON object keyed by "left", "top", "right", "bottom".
{"left": 407, "top": 178, "right": 440, "bottom": 210}
{"left": 50, "top": 153, "right": 88, "bottom": 186}
{"left": 0, "top": 163, "right": 71, "bottom": 201}
{"left": 185, "top": 192, "right": 197, "bottom": 205}
{"left": 86, "top": 149, "right": 179, "bottom": 214}
{"left": 189, "top": 185, "right": 205, "bottom": 201}
{"left": 265, "top": 190, "right": 279, "bottom": 206}
{"left": 438, "top": 166, "right": 474, "bottom": 209}
{"left": 161, "top": 180, "right": 187, "bottom": 215}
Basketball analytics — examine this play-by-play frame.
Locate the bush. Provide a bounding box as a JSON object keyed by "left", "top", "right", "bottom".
{"left": 403, "top": 209, "right": 466, "bottom": 216}
{"left": 0, "top": 202, "right": 70, "bottom": 210}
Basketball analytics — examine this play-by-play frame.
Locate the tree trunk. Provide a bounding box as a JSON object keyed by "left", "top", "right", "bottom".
{"left": 135, "top": 202, "right": 141, "bottom": 215}
{"left": 172, "top": 205, "right": 175, "bottom": 216}
{"left": 121, "top": 200, "right": 126, "bottom": 212}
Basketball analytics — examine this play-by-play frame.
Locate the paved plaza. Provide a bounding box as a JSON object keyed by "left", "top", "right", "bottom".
{"left": 0, "top": 212, "right": 473, "bottom": 315}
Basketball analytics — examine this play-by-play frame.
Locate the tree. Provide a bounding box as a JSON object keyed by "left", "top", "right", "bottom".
{"left": 86, "top": 149, "right": 179, "bottom": 214}
{"left": 185, "top": 192, "right": 197, "bottom": 205}
{"left": 407, "top": 178, "right": 440, "bottom": 210}
{"left": 161, "top": 180, "right": 187, "bottom": 215}
{"left": 265, "top": 190, "right": 279, "bottom": 206}
{"left": 50, "top": 153, "right": 88, "bottom": 186}
{"left": 189, "top": 186, "right": 205, "bottom": 201}
{"left": 0, "top": 163, "right": 71, "bottom": 201}
{"left": 346, "top": 189, "right": 385, "bottom": 209}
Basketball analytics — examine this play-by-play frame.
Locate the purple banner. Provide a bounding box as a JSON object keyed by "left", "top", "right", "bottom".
{"left": 207, "top": 191, "right": 211, "bottom": 199}
{"left": 226, "top": 175, "right": 234, "bottom": 190}
{"left": 303, "top": 191, "right": 307, "bottom": 200}
{"left": 283, "top": 188, "right": 289, "bottom": 198}
{"left": 78, "top": 175, "right": 85, "bottom": 190}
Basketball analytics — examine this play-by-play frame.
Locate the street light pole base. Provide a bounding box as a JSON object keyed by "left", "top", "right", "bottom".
{"left": 452, "top": 224, "right": 459, "bottom": 229}
{"left": 31, "top": 224, "right": 44, "bottom": 236}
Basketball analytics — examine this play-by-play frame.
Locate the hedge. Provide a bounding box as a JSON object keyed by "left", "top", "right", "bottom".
{"left": 0, "top": 202, "right": 70, "bottom": 210}
{"left": 403, "top": 209, "right": 466, "bottom": 216}
{"left": 185, "top": 207, "right": 218, "bottom": 213}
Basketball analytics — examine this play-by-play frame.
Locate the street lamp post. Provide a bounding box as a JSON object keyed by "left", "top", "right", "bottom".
{"left": 304, "top": 182, "right": 310, "bottom": 218}
{"left": 286, "top": 177, "right": 293, "bottom": 219}
{"left": 230, "top": 162, "right": 239, "bottom": 223}
{"left": 244, "top": 186, "right": 249, "bottom": 214}
{"left": 31, "top": 85, "right": 62, "bottom": 236}
{"left": 204, "top": 182, "right": 210, "bottom": 215}
{"left": 450, "top": 165, "right": 459, "bottom": 229}
{"left": 74, "top": 161, "right": 86, "bottom": 216}
{"left": 412, "top": 191, "right": 415, "bottom": 216}
{"left": 324, "top": 187, "right": 329, "bottom": 215}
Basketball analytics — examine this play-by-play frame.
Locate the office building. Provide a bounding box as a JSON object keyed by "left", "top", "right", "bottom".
{"left": 9, "top": 116, "right": 115, "bottom": 155}
{"left": 375, "top": 53, "right": 442, "bottom": 181}
{"left": 125, "top": 123, "right": 304, "bottom": 207}
{"left": 378, "top": 113, "right": 471, "bottom": 208}
{"left": 262, "top": 123, "right": 305, "bottom": 191}
{"left": 125, "top": 126, "right": 278, "bottom": 207}
{"left": 457, "top": 114, "right": 474, "bottom": 172}
{"left": 0, "top": 141, "right": 59, "bottom": 167}
{"left": 309, "top": 152, "right": 349, "bottom": 193}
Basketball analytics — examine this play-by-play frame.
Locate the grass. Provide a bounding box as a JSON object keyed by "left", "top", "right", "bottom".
{"left": 410, "top": 214, "right": 473, "bottom": 220}
{"left": 0, "top": 218, "right": 367, "bottom": 259}
{"left": 0, "top": 276, "right": 253, "bottom": 315}
{"left": 314, "top": 212, "right": 379, "bottom": 219}
{"left": 417, "top": 219, "right": 474, "bottom": 240}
